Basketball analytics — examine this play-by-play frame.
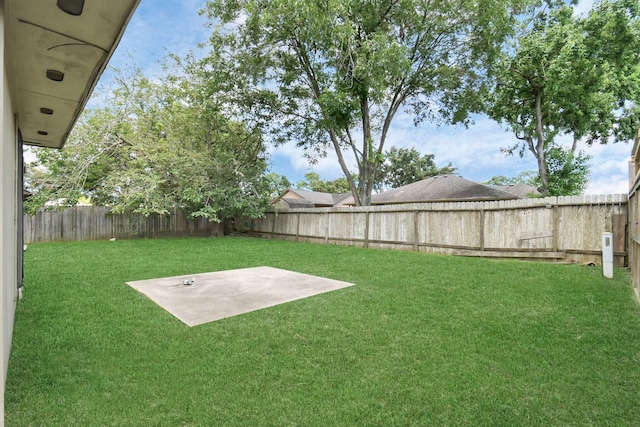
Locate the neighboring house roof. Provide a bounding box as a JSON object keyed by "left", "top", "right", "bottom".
{"left": 271, "top": 189, "right": 352, "bottom": 208}
{"left": 369, "top": 175, "right": 519, "bottom": 205}
{"left": 493, "top": 184, "right": 540, "bottom": 198}
{"left": 272, "top": 176, "right": 523, "bottom": 208}
{"left": 277, "top": 199, "right": 316, "bottom": 209}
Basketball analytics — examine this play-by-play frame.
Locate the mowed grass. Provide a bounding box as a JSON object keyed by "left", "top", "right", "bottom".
{"left": 6, "top": 237, "right": 640, "bottom": 426}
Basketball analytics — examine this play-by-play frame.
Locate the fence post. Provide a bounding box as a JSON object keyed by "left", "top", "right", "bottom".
{"left": 364, "top": 210, "right": 370, "bottom": 248}
{"left": 413, "top": 210, "right": 419, "bottom": 252}
{"left": 296, "top": 212, "right": 301, "bottom": 242}
{"left": 271, "top": 211, "right": 277, "bottom": 239}
{"left": 325, "top": 211, "right": 330, "bottom": 244}
{"left": 479, "top": 208, "right": 485, "bottom": 251}
{"left": 552, "top": 204, "right": 559, "bottom": 252}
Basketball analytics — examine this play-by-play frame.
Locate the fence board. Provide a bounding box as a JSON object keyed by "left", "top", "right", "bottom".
{"left": 26, "top": 195, "right": 629, "bottom": 267}
{"left": 327, "top": 211, "right": 366, "bottom": 241}
{"left": 419, "top": 211, "right": 481, "bottom": 248}
{"left": 24, "top": 207, "right": 222, "bottom": 243}
{"left": 485, "top": 206, "right": 554, "bottom": 250}
{"left": 241, "top": 195, "right": 627, "bottom": 265}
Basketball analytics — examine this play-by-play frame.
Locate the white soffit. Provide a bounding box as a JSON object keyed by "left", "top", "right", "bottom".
{"left": 5, "top": 0, "right": 140, "bottom": 148}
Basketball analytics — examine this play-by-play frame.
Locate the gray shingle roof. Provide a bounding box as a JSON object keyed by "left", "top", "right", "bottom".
{"left": 286, "top": 189, "right": 351, "bottom": 205}
{"left": 371, "top": 175, "right": 519, "bottom": 204}
{"left": 279, "top": 199, "right": 315, "bottom": 208}
{"left": 492, "top": 184, "right": 540, "bottom": 198}
{"left": 286, "top": 189, "right": 335, "bottom": 205}
{"left": 273, "top": 189, "right": 353, "bottom": 208}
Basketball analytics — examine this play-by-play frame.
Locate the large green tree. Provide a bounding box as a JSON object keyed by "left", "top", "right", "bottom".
{"left": 201, "top": 0, "right": 530, "bottom": 205}
{"left": 484, "top": 150, "right": 590, "bottom": 197}
{"left": 296, "top": 172, "right": 352, "bottom": 193}
{"left": 543, "top": 147, "right": 591, "bottom": 196}
{"left": 26, "top": 64, "right": 271, "bottom": 222}
{"left": 487, "top": 0, "right": 640, "bottom": 196}
{"left": 484, "top": 171, "right": 538, "bottom": 186}
{"left": 376, "top": 147, "right": 456, "bottom": 190}
{"left": 264, "top": 172, "right": 293, "bottom": 199}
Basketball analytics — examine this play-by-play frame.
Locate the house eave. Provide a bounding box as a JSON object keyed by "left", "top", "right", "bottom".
{"left": 5, "top": 0, "right": 141, "bottom": 149}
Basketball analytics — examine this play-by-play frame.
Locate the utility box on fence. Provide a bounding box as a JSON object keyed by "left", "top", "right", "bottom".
{"left": 602, "top": 232, "right": 614, "bottom": 279}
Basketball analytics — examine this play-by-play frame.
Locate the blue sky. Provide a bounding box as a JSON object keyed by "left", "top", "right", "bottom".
{"left": 101, "top": 0, "right": 631, "bottom": 195}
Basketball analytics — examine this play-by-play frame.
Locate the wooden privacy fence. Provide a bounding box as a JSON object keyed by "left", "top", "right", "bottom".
{"left": 24, "top": 206, "right": 223, "bottom": 243}
{"left": 239, "top": 195, "right": 628, "bottom": 266}
{"left": 629, "top": 128, "right": 640, "bottom": 298}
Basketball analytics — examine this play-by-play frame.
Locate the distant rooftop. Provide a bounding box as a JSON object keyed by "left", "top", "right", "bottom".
{"left": 492, "top": 184, "right": 540, "bottom": 198}
{"left": 370, "top": 175, "right": 519, "bottom": 205}
{"left": 271, "top": 189, "right": 352, "bottom": 208}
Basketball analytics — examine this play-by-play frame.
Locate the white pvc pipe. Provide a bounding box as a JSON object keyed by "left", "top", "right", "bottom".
{"left": 602, "top": 232, "right": 614, "bottom": 279}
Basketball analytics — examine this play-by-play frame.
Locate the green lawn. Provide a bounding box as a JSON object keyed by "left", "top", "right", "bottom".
{"left": 6, "top": 237, "right": 640, "bottom": 426}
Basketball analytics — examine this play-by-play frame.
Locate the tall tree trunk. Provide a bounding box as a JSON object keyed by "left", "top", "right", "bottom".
{"left": 533, "top": 87, "right": 550, "bottom": 195}
{"left": 294, "top": 39, "right": 361, "bottom": 205}
{"left": 359, "top": 92, "right": 373, "bottom": 206}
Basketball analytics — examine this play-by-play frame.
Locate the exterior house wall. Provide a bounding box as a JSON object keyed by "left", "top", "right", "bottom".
{"left": 1, "top": 1, "right": 19, "bottom": 417}
{"left": 1, "top": 2, "right": 140, "bottom": 424}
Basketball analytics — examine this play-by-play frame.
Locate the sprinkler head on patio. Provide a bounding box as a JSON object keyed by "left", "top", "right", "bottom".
{"left": 126, "top": 266, "right": 355, "bottom": 326}
{"left": 182, "top": 277, "right": 196, "bottom": 286}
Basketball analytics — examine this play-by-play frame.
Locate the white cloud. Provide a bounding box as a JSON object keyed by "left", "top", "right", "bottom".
{"left": 582, "top": 141, "right": 631, "bottom": 195}
{"left": 268, "top": 141, "right": 357, "bottom": 184}
{"left": 586, "top": 175, "right": 628, "bottom": 195}
{"left": 384, "top": 114, "right": 540, "bottom": 180}
{"left": 268, "top": 111, "right": 633, "bottom": 195}
{"left": 110, "top": 0, "right": 210, "bottom": 79}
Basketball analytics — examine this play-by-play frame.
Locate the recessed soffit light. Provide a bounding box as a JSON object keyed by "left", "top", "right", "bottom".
{"left": 57, "top": 0, "right": 85, "bottom": 16}
{"left": 46, "top": 69, "right": 64, "bottom": 82}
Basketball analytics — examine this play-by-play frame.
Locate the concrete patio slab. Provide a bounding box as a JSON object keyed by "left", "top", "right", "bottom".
{"left": 126, "top": 266, "right": 355, "bottom": 326}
